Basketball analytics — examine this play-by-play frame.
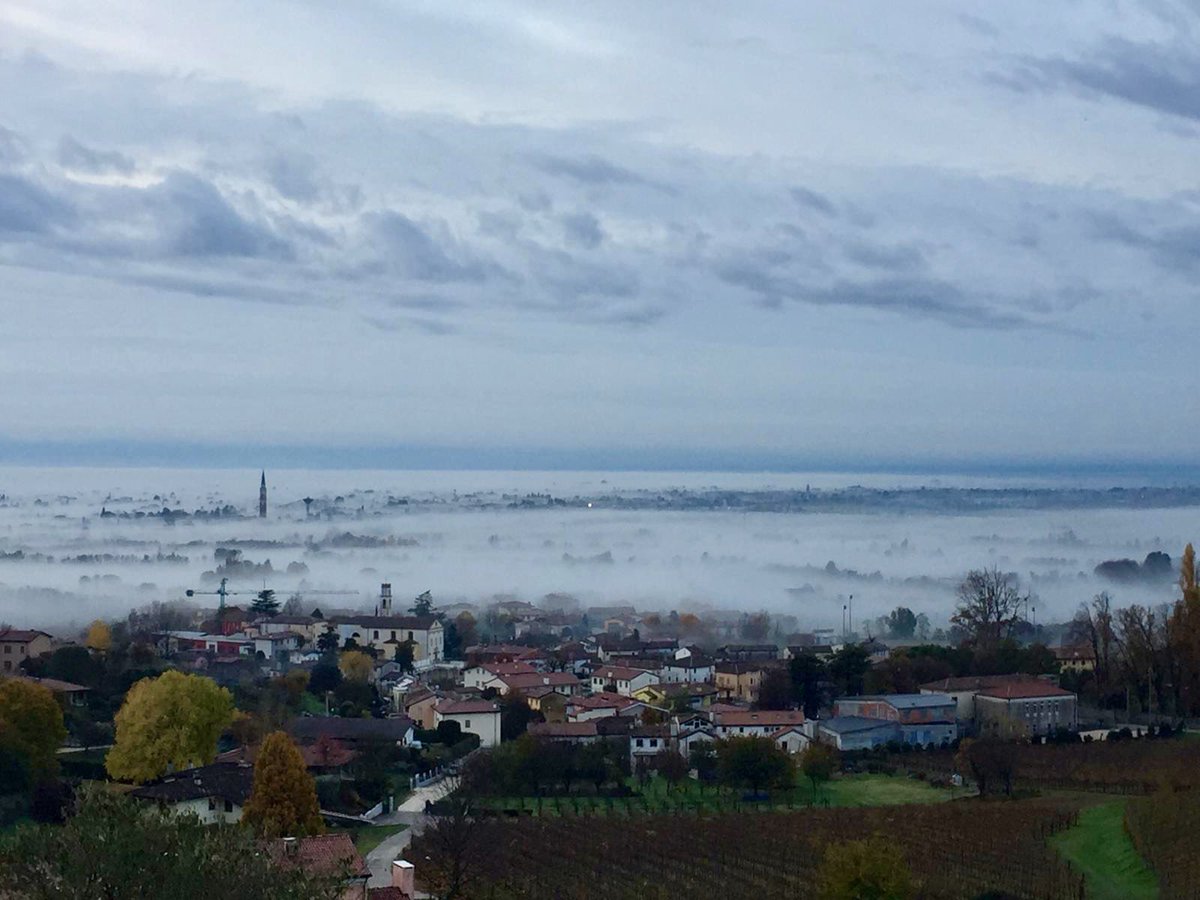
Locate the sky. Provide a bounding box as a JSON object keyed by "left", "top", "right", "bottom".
{"left": 1, "top": 1, "right": 1198, "bottom": 471}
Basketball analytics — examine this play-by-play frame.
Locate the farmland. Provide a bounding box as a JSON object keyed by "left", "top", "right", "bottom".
{"left": 413, "top": 797, "right": 1085, "bottom": 900}
{"left": 481, "top": 772, "right": 959, "bottom": 816}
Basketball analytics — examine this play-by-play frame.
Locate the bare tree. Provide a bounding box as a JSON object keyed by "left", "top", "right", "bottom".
{"left": 951, "top": 568, "right": 1028, "bottom": 649}
{"left": 414, "top": 766, "right": 488, "bottom": 900}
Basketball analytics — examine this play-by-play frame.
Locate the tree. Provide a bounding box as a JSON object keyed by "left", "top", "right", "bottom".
{"left": 0, "top": 680, "right": 66, "bottom": 784}
{"left": 956, "top": 737, "right": 1018, "bottom": 797}
{"left": 655, "top": 748, "right": 689, "bottom": 791}
{"left": 801, "top": 742, "right": 838, "bottom": 802}
{"left": 499, "top": 693, "right": 540, "bottom": 742}
{"left": 106, "top": 671, "right": 234, "bottom": 783}
{"left": 41, "top": 646, "right": 102, "bottom": 688}
{"left": 756, "top": 666, "right": 793, "bottom": 710}
{"left": 393, "top": 639, "right": 415, "bottom": 673}
{"left": 84, "top": 620, "right": 112, "bottom": 652}
{"left": 952, "top": 568, "right": 1028, "bottom": 650}
{"left": 410, "top": 590, "right": 434, "bottom": 617}
{"left": 307, "top": 661, "right": 342, "bottom": 696}
{"left": 716, "top": 736, "right": 792, "bottom": 796}
{"left": 338, "top": 650, "right": 373, "bottom": 683}
{"left": 885, "top": 607, "right": 917, "bottom": 639}
{"left": 828, "top": 644, "right": 869, "bottom": 698}
{"left": 0, "top": 786, "right": 341, "bottom": 900}
{"left": 817, "top": 835, "right": 914, "bottom": 900}
{"left": 281, "top": 594, "right": 304, "bottom": 616}
{"left": 689, "top": 741, "right": 719, "bottom": 789}
{"left": 242, "top": 732, "right": 324, "bottom": 838}
{"left": 789, "top": 652, "right": 827, "bottom": 718}
{"left": 315, "top": 627, "right": 339, "bottom": 655}
{"left": 740, "top": 612, "right": 771, "bottom": 642}
{"left": 251, "top": 590, "right": 281, "bottom": 617}
{"left": 415, "top": 785, "right": 484, "bottom": 900}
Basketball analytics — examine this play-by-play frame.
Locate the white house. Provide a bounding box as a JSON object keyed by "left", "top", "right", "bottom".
{"left": 463, "top": 661, "right": 538, "bottom": 692}
{"left": 332, "top": 615, "right": 444, "bottom": 663}
{"left": 660, "top": 657, "right": 715, "bottom": 684}
{"left": 433, "top": 698, "right": 502, "bottom": 748}
{"left": 589, "top": 666, "right": 657, "bottom": 697}
{"left": 712, "top": 709, "right": 807, "bottom": 739}
{"left": 128, "top": 762, "right": 252, "bottom": 824}
{"left": 630, "top": 725, "right": 670, "bottom": 768}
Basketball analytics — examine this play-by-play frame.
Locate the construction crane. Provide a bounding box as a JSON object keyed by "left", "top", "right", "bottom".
{"left": 185, "top": 577, "right": 251, "bottom": 610}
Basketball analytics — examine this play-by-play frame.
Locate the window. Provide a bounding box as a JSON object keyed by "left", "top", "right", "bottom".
{"left": 3, "top": 646, "right": 9, "bottom": 654}
{"left": 636, "top": 738, "right": 644, "bottom": 747}
{"left": 408, "top": 631, "right": 414, "bottom": 640}
{"left": 374, "top": 630, "right": 379, "bottom": 639}
{"left": 391, "top": 631, "right": 396, "bottom": 640}
{"left": 208, "top": 798, "right": 216, "bottom": 811}
{"left": 465, "top": 720, "right": 471, "bottom": 728}
{"left": 224, "top": 800, "right": 233, "bottom": 813}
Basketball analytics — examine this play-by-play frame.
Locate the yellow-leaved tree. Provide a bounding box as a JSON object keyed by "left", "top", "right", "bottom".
{"left": 84, "top": 620, "right": 112, "bottom": 652}
{"left": 242, "top": 731, "right": 324, "bottom": 838}
{"left": 338, "top": 650, "right": 374, "bottom": 683}
{"left": 106, "top": 671, "right": 234, "bottom": 783}
{"left": 817, "top": 835, "right": 914, "bottom": 900}
{"left": 0, "top": 679, "right": 67, "bottom": 782}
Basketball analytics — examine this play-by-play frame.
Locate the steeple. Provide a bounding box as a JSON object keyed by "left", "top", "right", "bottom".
{"left": 259, "top": 471, "right": 267, "bottom": 518}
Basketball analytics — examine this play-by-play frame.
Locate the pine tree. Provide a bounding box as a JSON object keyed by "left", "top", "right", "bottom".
{"left": 251, "top": 590, "right": 281, "bottom": 617}
{"left": 242, "top": 732, "right": 324, "bottom": 838}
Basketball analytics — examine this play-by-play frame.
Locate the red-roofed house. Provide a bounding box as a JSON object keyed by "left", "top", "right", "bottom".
{"left": 499, "top": 671, "right": 581, "bottom": 697}
{"left": 712, "top": 709, "right": 806, "bottom": 739}
{"left": 463, "top": 661, "right": 538, "bottom": 691}
{"left": 975, "top": 681, "right": 1077, "bottom": 736}
{"left": 266, "top": 834, "right": 370, "bottom": 899}
{"left": 434, "top": 698, "right": 501, "bottom": 747}
{"left": 566, "top": 691, "right": 645, "bottom": 722}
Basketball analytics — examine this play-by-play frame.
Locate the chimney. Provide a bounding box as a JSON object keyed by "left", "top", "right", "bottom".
{"left": 543, "top": 676, "right": 550, "bottom": 685}
{"left": 392, "top": 859, "right": 415, "bottom": 896}
{"left": 282, "top": 836, "right": 298, "bottom": 857}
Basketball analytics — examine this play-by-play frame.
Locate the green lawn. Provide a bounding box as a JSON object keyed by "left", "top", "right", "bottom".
{"left": 484, "top": 773, "right": 958, "bottom": 816}
{"left": 1051, "top": 801, "right": 1158, "bottom": 900}
{"left": 816, "top": 773, "right": 961, "bottom": 807}
{"left": 347, "top": 823, "right": 408, "bottom": 857}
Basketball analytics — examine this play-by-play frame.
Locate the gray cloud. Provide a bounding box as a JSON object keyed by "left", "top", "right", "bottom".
{"left": 0, "top": 173, "right": 73, "bottom": 234}
{"left": 717, "top": 261, "right": 1033, "bottom": 329}
{"left": 364, "top": 211, "right": 489, "bottom": 282}
{"left": 789, "top": 187, "right": 837, "bottom": 217}
{"left": 0, "top": 125, "right": 29, "bottom": 166}
{"left": 148, "top": 172, "right": 294, "bottom": 260}
{"left": 1001, "top": 37, "right": 1200, "bottom": 121}
{"left": 57, "top": 135, "right": 135, "bottom": 175}
{"left": 533, "top": 153, "right": 663, "bottom": 190}
{"left": 560, "top": 211, "right": 605, "bottom": 249}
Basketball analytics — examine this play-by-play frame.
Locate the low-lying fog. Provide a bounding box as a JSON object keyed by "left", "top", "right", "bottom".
{"left": 0, "top": 467, "right": 1193, "bottom": 635}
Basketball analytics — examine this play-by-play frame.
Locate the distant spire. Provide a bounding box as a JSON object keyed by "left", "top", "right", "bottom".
{"left": 259, "top": 471, "right": 267, "bottom": 518}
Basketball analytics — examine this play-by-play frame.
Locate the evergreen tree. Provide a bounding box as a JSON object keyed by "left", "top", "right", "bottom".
{"left": 410, "top": 590, "right": 434, "bottom": 616}
{"left": 251, "top": 590, "right": 281, "bottom": 617}
{"left": 242, "top": 732, "right": 324, "bottom": 839}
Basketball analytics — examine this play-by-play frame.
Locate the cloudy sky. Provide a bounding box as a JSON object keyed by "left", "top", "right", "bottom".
{"left": 1, "top": 1, "right": 1197, "bottom": 472}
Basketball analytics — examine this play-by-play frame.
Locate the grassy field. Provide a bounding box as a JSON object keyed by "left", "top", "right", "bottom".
{"left": 1051, "top": 801, "right": 1158, "bottom": 900}
{"left": 347, "top": 823, "right": 408, "bottom": 857}
{"left": 484, "top": 773, "right": 960, "bottom": 816}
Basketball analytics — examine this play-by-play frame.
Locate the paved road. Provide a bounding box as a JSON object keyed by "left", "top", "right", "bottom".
{"left": 365, "top": 782, "right": 451, "bottom": 888}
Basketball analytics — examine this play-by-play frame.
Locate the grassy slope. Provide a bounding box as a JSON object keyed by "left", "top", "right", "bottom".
{"left": 348, "top": 823, "right": 408, "bottom": 857}
{"left": 487, "top": 773, "right": 957, "bottom": 815}
{"left": 1051, "top": 801, "right": 1158, "bottom": 900}
{"left": 818, "top": 773, "right": 958, "bottom": 807}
